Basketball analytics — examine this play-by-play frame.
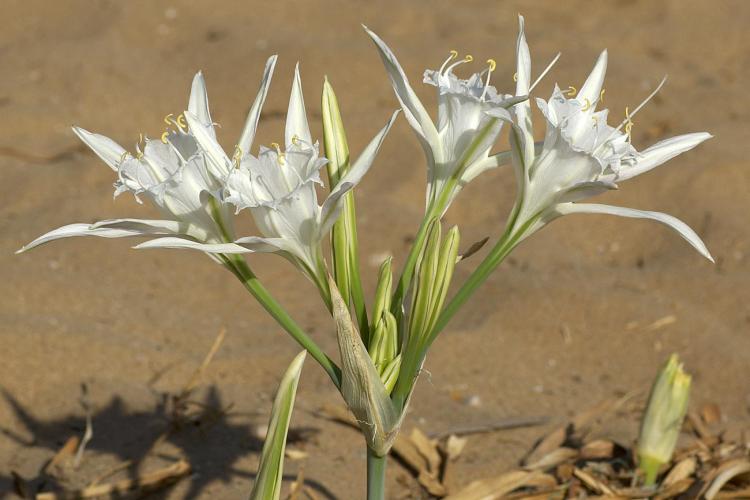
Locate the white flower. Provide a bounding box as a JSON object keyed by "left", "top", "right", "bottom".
{"left": 365, "top": 26, "right": 526, "bottom": 214}
{"left": 18, "top": 58, "right": 278, "bottom": 256}
{"left": 218, "top": 65, "right": 399, "bottom": 284}
{"left": 491, "top": 16, "right": 712, "bottom": 261}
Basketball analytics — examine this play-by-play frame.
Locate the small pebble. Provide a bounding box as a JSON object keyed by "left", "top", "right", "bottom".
{"left": 465, "top": 395, "right": 481, "bottom": 407}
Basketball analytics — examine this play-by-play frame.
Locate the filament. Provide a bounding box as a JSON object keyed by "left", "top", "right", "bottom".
{"left": 481, "top": 59, "right": 496, "bottom": 100}
{"left": 439, "top": 50, "right": 459, "bottom": 75}
{"left": 529, "top": 52, "right": 561, "bottom": 92}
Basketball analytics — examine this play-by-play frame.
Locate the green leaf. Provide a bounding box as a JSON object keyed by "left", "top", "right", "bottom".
{"left": 249, "top": 351, "right": 307, "bottom": 500}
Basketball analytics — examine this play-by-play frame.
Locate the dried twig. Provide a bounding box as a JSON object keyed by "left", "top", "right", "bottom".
{"left": 35, "top": 459, "right": 191, "bottom": 499}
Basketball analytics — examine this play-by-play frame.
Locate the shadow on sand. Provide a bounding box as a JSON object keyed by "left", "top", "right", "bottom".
{"left": 0, "top": 383, "right": 336, "bottom": 499}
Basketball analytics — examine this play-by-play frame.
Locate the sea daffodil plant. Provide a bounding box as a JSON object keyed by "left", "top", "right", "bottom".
{"left": 19, "top": 16, "right": 712, "bottom": 499}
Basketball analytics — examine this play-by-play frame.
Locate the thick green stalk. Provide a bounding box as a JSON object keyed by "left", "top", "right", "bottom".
{"left": 346, "top": 200, "right": 370, "bottom": 339}
{"left": 226, "top": 256, "right": 341, "bottom": 388}
{"left": 366, "top": 448, "right": 386, "bottom": 500}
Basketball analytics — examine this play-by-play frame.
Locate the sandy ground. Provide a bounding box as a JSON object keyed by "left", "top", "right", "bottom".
{"left": 1, "top": 0, "right": 748, "bottom": 498}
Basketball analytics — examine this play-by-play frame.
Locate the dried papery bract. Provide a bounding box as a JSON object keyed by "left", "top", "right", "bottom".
{"left": 249, "top": 351, "right": 307, "bottom": 500}
{"left": 638, "top": 354, "right": 691, "bottom": 486}
{"left": 329, "top": 276, "right": 404, "bottom": 456}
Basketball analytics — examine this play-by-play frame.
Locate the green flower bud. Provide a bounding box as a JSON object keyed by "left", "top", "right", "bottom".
{"left": 371, "top": 257, "right": 393, "bottom": 329}
{"left": 638, "top": 354, "right": 691, "bottom": 486}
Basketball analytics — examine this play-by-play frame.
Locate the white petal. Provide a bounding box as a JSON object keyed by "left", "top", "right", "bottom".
{"left": 460, "top": 150, "right": 512, "bottom": 185}
{"left": 363, "top": 26, "right": 441, "bottom": 157}
{"left": 618, "top": 132, "right": 712, "bottom": 181}
{"left": 555, "top": 203, "right": 713, "bottom": 261}
{"left": 318, "top": 110, "right": 399, "bottom": 238}
{"left": 90, "top": 218, "right": 183, "bottom": 233}
{"left": 234, "top": 235, "right": 292, "bottom": 253}
{"left": 17, "top": 221, "right": 162, "bottom": 253}
{"left": 285, "top": 63, "right": 312, "bottom": 147}
{"left": 578, "top": 50, "right": 608, "bottom": 105}
{"left": 184, "top": 111, "right": 232, "bottom": 179}
{"left": 72, "top": 127, "right": 127, "bottom": 171}
{"left": 515, "top": 15, "right": 531, "bottom": 96}
{"left": 238, "top": 55, "right": 278, "bottom": 155}
{"left": 187, "top": 71, "right": 215, "bottom": 139}
{"left": 513, "top": 15, "right": 536, "bottom": 168}
{"left": 133, "top": 237, "right": 252, "bottom": 253}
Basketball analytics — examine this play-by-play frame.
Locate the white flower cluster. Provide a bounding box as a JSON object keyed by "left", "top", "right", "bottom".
{"left": 20, "top": 17, "right": 712, "bottom": 274}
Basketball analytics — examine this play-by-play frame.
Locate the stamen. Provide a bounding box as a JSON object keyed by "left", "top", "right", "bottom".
{"left": 513, "top": 72, "right": 518, "bottom": 82}
{"left": 270, "top": 142, "right": 285, "bottom": 165}
{"left": 599, "top": 88, "right": 606, "bottom": 103}
{"left": 581, "top": 98, "right": 591, "bottom": 112}
{"left": 291, "top": 134, "right": 300, "bottom": 146}
{"left": 439, "top": 50, "right": 459, "bottom": 75}
{"left": 445, "top": 55, "right": 473, "bottom": 75}
{"left": 564, "top": 85, "right": 577, "bottom": 97}
{"left": 118, "top": 151, "right": 129, "bottom": 164}
{"left": 161, "top": 131, "right": 170, "bottom": 144}
{"left": 176, "top": 114, "right": 187, "bottom": 131}
{"left": 163, "top": 113, "right": 174, "bottom": 125}
{"left": 232, "top": 144, "right": 242, "bottom": 166}
{"left": 610, "top": 76, "right": 667, "bottom": 136}
{"left": 481, "top": 59, "right": 496, "bottom": 100}
{"left": 529, "top": 52, "right": 561, "bottom": 92}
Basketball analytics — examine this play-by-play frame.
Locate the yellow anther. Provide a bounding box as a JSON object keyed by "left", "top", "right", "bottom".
{"left": 161, "top": 131, "right": 170, "bottom": 144}
{"left": 599, "top": 88, "right": 606, "bottom": 103}
{"left": 270, "top": 142, "right": 285, "bottom": 164}
{"left": 119, "top": 151, "right": 129, "bottom": 163}
{"left": 138, "top": 133, "right": 144, "bottom": 145}
{"left": 486, "top": 59, "right": 496, "bottom": 72}
{"left": 449, "top": 50, "right": 458, "bottom": 59}
{"left": 136, "top": 150, "right": 144, "bottom": 159}
{"left": 176, "top": 113, "right": 187, "bottom": 130}
{"left": 581, "top": 98, "right": 591, "bottom": 112}
{"left": 232, "top": 144, "right": 242, "bottom": 165}
{"left": 564, "top": 85, "right": 577, "bottom": 97}
{"left": 624, "top": 107, "right": 635, "bottom": 139}
{"left": 625, "top": 121, "right": 634, "bottom": 138}
{"left": 291, "top": 134, "right": 300, "bottom": 146}
{"left": 464, "top": 54, "right": 473, "bottom": 62}
{"left": 513, "top": 72, "right": 518, "bottom": 82}
{"left": 163, "top": 113, "right": 174, "bottom": 125}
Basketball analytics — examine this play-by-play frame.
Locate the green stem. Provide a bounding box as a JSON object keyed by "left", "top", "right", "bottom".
{"left": 347, "top": 199, "right": 370, "bottom": 340}
{"left": 366, "top": 447, "right": 386, "bottom": 500}
{"left": 639, "top": 453, "right": 662, "bottom": 486}
{"left": 430, "top": 231, "right": 518, "bottom": 338}
{"left": 390, "top": 221, "right": 533, "bottom": 411}
{"left": 226, "top": 255, "right": 342, "bottom": 389}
